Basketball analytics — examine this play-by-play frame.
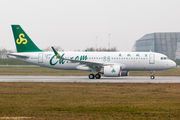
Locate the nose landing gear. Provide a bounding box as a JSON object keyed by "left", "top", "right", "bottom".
{"left": 150, "top": 71, "right": 155, "bottom": 79}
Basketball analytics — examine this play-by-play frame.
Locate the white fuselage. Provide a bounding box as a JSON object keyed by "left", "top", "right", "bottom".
{"left": 9, "top": 51, "right": 176, "bottom": 72}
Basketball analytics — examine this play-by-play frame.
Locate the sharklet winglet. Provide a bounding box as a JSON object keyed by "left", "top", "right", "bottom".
{"left": 51, "top": 46, "right": 62, "bottom": 59}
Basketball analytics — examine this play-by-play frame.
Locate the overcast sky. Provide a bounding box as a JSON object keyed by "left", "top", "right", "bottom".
{"left": 1, "top": 0, "right": 180, "bottom": 52}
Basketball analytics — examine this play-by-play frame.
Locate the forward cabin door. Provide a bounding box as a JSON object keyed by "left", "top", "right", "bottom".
{"left": 149, "top": 54, "right": 155, "bottom": 64}
{"left": 38, "top": 53, "right": 43, "bottom": 63}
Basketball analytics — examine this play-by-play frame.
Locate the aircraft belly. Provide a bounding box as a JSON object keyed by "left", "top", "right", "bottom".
{"left": 46, "top": 63, "right": 78, "bottom": 70}
{"left": 57, "top": 63, "right": 78, "bottom": 70}
{"left": 124, "top": 61, "right": 159, "bottom": 71}
{"left": 125, "top": 62, "right": 143, "bottom": 70}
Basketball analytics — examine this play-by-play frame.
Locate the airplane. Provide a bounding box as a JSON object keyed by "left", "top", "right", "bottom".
{"left": 7, "top": 25, "right": 176, "bottom": 79}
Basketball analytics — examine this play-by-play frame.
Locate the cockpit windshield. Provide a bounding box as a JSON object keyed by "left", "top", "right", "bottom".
{"left": 161, "top": 57, "right": 169, "bottom": 60}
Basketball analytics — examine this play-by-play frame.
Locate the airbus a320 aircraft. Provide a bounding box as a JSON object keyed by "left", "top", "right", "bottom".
{"left": 7, "top": 25, "right": 176, "bottom": 79}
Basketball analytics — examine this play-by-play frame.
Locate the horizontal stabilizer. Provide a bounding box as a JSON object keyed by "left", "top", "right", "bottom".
{"left": 7, "top": 53, "right": 29, "bottom": 59}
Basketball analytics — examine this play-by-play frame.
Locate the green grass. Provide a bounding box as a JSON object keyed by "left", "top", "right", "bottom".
{"left": 0, "top": 59, "right": 31, "bottom": 65}
{"left": 0, "top": 66, "right": 180, "bottom": 76}
{"left": 0, "top": 83, "right": 180, "bottom": 119}
{"left": 0, "top": 67, "right": 90, "bottom": 76}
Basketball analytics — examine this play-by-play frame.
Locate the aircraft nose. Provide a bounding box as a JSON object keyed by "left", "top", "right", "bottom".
{"left": 170, "top": 60, "right": 176, "bottom": 68}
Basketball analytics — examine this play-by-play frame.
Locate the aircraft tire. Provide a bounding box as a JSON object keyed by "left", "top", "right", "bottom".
{"left": 95, "top": 74, "right": 101, "bottom": 79}
{"left": 89, "top": 74, "right": 94, "bottom": 79}
{"left": 150, "top": 75, "right": 155, "bottom": 79}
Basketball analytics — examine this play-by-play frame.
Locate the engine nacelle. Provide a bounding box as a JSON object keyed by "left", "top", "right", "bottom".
{"left": 121, "top": 71, "right": 129, "bottom": 76}
{"left": 104, "top": 66, "right": 121, "bottom": 77}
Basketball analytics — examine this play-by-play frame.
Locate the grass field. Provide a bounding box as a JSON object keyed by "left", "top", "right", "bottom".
{"left": 0, "top": 83, "right": 180, "bottom": 119}
{"left": 0, "top": 66, "right": 180, "bottom": 76}
{"left": 0, "top": 59, "right": 31, "bottom": 65}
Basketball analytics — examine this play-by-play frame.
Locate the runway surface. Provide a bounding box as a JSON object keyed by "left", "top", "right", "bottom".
{"left": 0, "top": 76, "right": 179, "bottom": 83}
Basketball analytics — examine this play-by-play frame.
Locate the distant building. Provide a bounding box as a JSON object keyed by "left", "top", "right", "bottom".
{"left": 132, "top": 32, "right": 180, "bottom": 60}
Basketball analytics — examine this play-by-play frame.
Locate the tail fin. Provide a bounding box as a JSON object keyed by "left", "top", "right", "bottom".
{"left": 11, "top": 25, "right": 43, "bottom": 52}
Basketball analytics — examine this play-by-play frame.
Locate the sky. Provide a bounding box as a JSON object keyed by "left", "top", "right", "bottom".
{"left": 1, "top": 0, "right": 180, "bottom": 52}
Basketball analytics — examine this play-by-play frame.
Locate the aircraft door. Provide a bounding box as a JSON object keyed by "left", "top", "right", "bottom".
{"left": 149, "top": 54, "right": 155, "bottom": 64}
{"left": 38, "top": 53, "right": 43, "bottom": 63}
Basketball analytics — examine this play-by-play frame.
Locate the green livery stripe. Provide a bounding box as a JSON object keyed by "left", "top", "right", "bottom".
{"left": 11, "top": 25, "right": 43, "bottom": 52}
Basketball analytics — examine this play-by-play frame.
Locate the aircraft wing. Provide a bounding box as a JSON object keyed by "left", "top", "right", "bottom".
{"left": 51, "top": 46, "right": 114, "bottom": 67}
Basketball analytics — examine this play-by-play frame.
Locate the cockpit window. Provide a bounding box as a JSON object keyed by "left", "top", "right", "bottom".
{"left": 161, "top": 57, "right": 169, "bottom": 60}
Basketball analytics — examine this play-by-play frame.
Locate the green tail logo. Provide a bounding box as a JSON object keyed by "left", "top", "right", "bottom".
{"left": 11, "top": 25, "right": 43, "bottom": 52}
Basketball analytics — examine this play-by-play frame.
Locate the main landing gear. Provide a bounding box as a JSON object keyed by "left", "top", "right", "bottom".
{"left": 89, "top": 73, "right": 101, "bottom": 79}
{"left": 150, "top": 71, "right": 155, "bottom": 79}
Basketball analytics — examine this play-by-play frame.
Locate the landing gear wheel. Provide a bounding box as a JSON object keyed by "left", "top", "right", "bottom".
{"left": 95, "top": 73, "right": 101, "bottom": 79}
{"left": 150, "top": 71, "right": 155, "bottom": 79}
{"left": 150, "top": 75, "right": 155, "bottom": 79}
{"left": 89, "top": 74, "right": 94, "bottom": 79}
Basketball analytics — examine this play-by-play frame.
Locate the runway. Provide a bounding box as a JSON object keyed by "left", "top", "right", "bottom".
{"left": 0, "top": 76, "right": 179, "bottom": 83}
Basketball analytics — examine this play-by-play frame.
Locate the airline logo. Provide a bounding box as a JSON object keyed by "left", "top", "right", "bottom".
{"left": 111, "top": 69, "right": 116, "bottom": 73}
{"left": 16, "top": 33, "right": 27, "bottom": 44}
{"left": 50, "top": 54, "right": 88, "bottom": 66}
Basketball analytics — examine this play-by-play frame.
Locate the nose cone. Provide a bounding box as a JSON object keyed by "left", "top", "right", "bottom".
{"left": 170, "top": 60, "right": 176, "bottom": 69}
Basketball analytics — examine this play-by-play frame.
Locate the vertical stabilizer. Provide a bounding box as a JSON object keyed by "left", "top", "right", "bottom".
{"left": 11, "top": 25, "right": 43, "bottom": 52}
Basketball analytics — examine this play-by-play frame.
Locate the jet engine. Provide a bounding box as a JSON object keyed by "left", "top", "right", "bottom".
{"left": 103, "top": 66, "right": 121, "bottom": 77}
